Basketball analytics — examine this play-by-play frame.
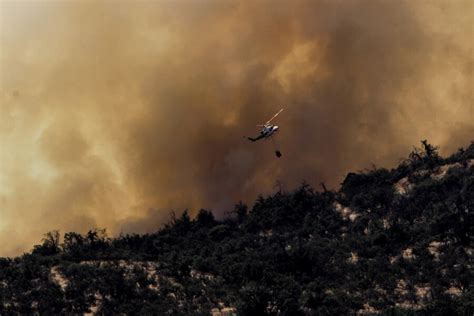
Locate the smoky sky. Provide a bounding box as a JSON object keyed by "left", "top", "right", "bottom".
{"left": 1, "top": 0, "right": 472, "bottom": 256}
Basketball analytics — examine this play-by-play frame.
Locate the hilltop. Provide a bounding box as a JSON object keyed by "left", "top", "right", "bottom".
{"left": 1, "top": 141, "right": 473, "bottom": 315}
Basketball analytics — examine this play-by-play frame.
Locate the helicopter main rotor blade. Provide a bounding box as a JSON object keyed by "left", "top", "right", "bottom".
{"left": 265, "top": 108, "right": 284, "bottom": 125}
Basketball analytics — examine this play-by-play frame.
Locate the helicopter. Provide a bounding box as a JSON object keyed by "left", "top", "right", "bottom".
{"left": 246, "top": 108, "right": 284, "bottom": 158}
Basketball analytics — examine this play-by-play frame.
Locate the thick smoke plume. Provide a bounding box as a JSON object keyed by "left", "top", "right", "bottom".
{"left": 1, "top": 0, "right": 472, "bottom": 256}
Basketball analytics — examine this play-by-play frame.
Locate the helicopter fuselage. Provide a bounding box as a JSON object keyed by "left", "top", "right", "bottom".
{"left": 246, "top": 108, "right": 283, "bottom": 157}
{"left": 246, "top": 108, "right": 283, "bottom": 143}
{"left": 260, "top": 124, "right": 279, "bottom": 138}
{"left": 247, "top": 124, "right": 279, "bottom": 142}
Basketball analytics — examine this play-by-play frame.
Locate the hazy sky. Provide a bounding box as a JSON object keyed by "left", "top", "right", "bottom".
{"left": 1, "top": 0, "right": 472, "bottom": 256}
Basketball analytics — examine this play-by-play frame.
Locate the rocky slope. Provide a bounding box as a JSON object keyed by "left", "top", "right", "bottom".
{"left": 0, "top": 141, "right": 472, "bottom": 315}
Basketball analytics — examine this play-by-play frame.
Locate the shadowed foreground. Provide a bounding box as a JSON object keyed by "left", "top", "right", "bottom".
{"left": 1, "top": 141, "right": 473, "bottom": 315}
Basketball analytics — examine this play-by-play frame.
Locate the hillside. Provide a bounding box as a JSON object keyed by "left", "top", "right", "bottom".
{"left": 1, "top": 141, "right": 473, "bottom": 315}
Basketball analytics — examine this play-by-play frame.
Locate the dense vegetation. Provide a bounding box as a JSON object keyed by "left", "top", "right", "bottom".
{"left": 1, "top": 141, "right": 473, "bottom": 315}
